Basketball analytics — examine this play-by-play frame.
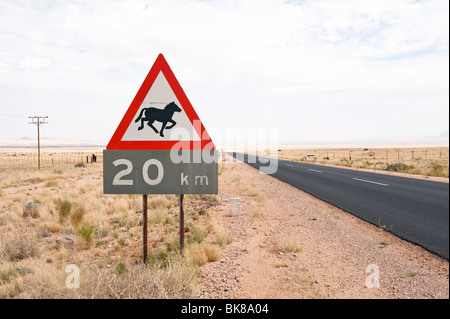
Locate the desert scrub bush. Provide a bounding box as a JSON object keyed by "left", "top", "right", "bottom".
{"left": 115, "top": 198, "right": 129, "bottom": 214}
{"left": 115, "top": 261, "right": 128, "bottom": 276}
{"left": 39, "top": 222, "right": 63, "bottom": 234}
{"left": 202, "top": 243, "right": 220, "bottom": 262}
{"left": 79, "top": 223, "right": 95, "bottom": 247}
{"left": 149, "top": 196, "right": 172, "bottom": 209}
{"left": 405, "top": 165, "right": 424, "bottom": 175}
{"left": 184, "top": 242, "right": 220, "bottom": 266}
{"left": 360, "top": 161, "right": 373, "bottom": 168}
{"left": 338, "top": 158, "right": 354, "bottom": 167}
{"left": 188, "top": 224, "right": 209, "bottom": 244}
{"left": 44, "top": 180, "right": 59, "bottom": 187}
{"left": 0, "top": 263, "right": 16, "bottom": 284}
{"left": 104, "top": 197, "right": 128, "bottom": 215}
{"left": 0, "top": 266, "right": 22, "bottom": 299}
{"left": 213, "top": 223, "right": 232, "bottom": 247}
{"left": 163, "top": 233, "right": 182, "bottom": 253}
{"left": 232, "top": 175, "right": 241, "bottom": 184}
{"left": 125, "top": 214, "right": 141, "bottom": 228}
{"left": 385, "top": 163, "right": 409, "bottom": 173}
{"left": 146, "top": 246, "right": 171, "bottom": 267}
{"left": 1, "top": 236, "right": 39, "bottom": 261}
{"left": 276, "top": 236, "right": 302, "bottom": 253}
{"left": 149, "top": 206, "right": 169, "bottom": 225}
{"left": 186, "top": 194, "right": 201, "bottom": 201}
{"left": 427, "top": 163, "right": 449, "bottom": 177}
{"left": 379, "top": 240, "right": 389, "bottom": 247}
{"left": 70, "top": 205, "right": 85, "bottom": 228}
{"left": 118, "top": 238, "right": 126, "bottom": 247}
{"left": 183, "top": 243, "right": 207, "bottom": 266}
{"left": 245, "top": 183, "right": 260, "bottom": 197}
{"left": 57, "top": 199, "right": 71, "bottom": 223}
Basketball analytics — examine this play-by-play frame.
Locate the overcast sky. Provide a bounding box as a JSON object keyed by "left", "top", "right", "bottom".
{"left": 0, "top": 0, "right": 448, "bottom": 147}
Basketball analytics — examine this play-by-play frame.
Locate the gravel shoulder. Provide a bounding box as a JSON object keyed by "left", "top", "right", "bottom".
{"left": 197, "top": 162, "right": 449, "bottom": 299}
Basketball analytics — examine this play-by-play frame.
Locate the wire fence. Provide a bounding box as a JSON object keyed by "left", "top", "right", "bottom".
{"left": 278, "top": 147, "right": 449, "bottom": 162}
{"left": 276, "top": 147, "right": 449, "bottom": 177}
{"left": 0, "top": 151, "right": 103, "bottom": 169}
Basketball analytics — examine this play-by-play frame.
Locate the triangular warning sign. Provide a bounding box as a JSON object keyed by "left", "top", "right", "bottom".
{"left": 107, "top": 54, "right": 214, "bottom": 150}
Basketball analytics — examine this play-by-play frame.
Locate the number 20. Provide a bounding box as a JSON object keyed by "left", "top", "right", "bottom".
{"left": 112, "top": 159, "right": 164, "bottom": 186}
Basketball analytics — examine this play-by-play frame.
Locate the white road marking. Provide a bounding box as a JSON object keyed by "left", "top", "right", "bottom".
{"left": 353, "top": 178, "right": 389, "bottom": 187}
{"left": 308, "top": 169, "right": 323, "bottom": 173}
{"left": 285, "top": 164, "right": 294, "bottom": 167}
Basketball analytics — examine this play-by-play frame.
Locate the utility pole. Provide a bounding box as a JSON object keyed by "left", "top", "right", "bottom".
{"left": 28, "top": 116, "right": 48, "bottom": 169}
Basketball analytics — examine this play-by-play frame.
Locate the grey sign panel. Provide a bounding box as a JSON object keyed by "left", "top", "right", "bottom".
{"left": 103, "top": 150, "right": 218, "bottom": 194}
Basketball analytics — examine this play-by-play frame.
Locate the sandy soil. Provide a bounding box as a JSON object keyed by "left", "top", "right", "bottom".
{"left": 197, "top": 161, "right": 449, "bottom": 299}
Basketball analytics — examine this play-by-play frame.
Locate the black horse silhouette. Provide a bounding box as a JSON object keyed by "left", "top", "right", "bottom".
{"left": 135, "top": 102, "right": 182, "bottom": 137}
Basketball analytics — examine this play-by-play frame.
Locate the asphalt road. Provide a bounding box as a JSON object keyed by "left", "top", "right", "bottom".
{"left": 232, "top": 153, "right": 449, "bottom": 260}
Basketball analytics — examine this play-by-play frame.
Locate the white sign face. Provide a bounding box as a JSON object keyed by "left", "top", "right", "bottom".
{"left": 103, "top": 150, "right": 218, "bottom": 194}
{"left": 121, "top": 71, "right": 201, "bottom": 142}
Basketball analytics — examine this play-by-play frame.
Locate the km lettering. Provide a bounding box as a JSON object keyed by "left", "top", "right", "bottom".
{"left": 180, "top": 173, "right": 209, "bottom": 186}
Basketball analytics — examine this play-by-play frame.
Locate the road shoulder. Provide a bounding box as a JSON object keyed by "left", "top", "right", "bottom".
{"left": 198, "top": 162, "right": 449, "bottom": 299}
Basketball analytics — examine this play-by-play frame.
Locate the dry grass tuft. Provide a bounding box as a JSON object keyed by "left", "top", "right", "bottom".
{"left": 70, "top": 205, "right": 85, "bottom": 228}
{"left": 184, "top": 243, "right": 208, "bottom": 266}
{"left": 44, "top": 180, "right": 59, "bottom": 188}
{"left": 39, "top": 222, "right": 64, "bottom": 234}
{"left": 149, "top": 206, "right": 169, "bottom": 225}
{"left": 149, "top": 196, "right": 172, "bottom": 209}
{"left": 202, "top": 243, "right": 221, "bottom": 262}
{"left": 0, "top": 263, "right": 16, "bottom": 284}
{"left": 57, "top": 199, "right": 71, "bottom": 223}
{"left": 184, "top": 242, "right": 220, "bottom": 266}
{"left": 78, "top": 223, "right": 95, "bottom": 248}
{"left": 213, "top": 223, "right": 232, "bottom": 247}
{"left": 1, "top": 235, "right": 40, "bottom": 261}
{"left": 276, "top": 236, "right": 302, "bottom": 253}
{"left": 0, "top": 262, "right": 22, "bottom": 298}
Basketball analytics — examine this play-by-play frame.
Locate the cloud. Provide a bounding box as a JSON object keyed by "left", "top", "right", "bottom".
{"left": 0, "top": 0, "right": 448, "bottom": 144}
{"left": 19, "top": 56, "right": 51, "bottom": 69}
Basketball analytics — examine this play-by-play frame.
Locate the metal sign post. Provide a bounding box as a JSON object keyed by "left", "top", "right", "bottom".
{"left": 179, "top": 194, "right": 185, "bottom": 252}
{"left": 142, "top": 194, "right": 148, "bottom": 264}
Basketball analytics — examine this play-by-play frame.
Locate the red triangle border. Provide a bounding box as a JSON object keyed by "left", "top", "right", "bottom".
{"left": 106, "top": 54, "right": 214, "bottom": 150}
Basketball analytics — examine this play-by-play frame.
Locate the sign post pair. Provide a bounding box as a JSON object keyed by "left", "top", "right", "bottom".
{"left": 103, "top": 54, "right": 218, "bottom": 262}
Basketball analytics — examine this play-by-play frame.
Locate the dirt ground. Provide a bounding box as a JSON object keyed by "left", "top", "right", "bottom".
{"left": 197, "top": 161, "right": 449, "bottom": 299}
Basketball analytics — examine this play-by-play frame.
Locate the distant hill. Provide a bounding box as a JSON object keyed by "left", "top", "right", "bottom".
{"left": 437, "top": 130, "right": 449, "bottom": 138}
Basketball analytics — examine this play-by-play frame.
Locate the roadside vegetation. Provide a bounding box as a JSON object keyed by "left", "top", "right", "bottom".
{"left": 277, "top": 147, "right": 449, "bottom": 178}
{"left": 0, "top": 151, "right": 231, "bottom": 298}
